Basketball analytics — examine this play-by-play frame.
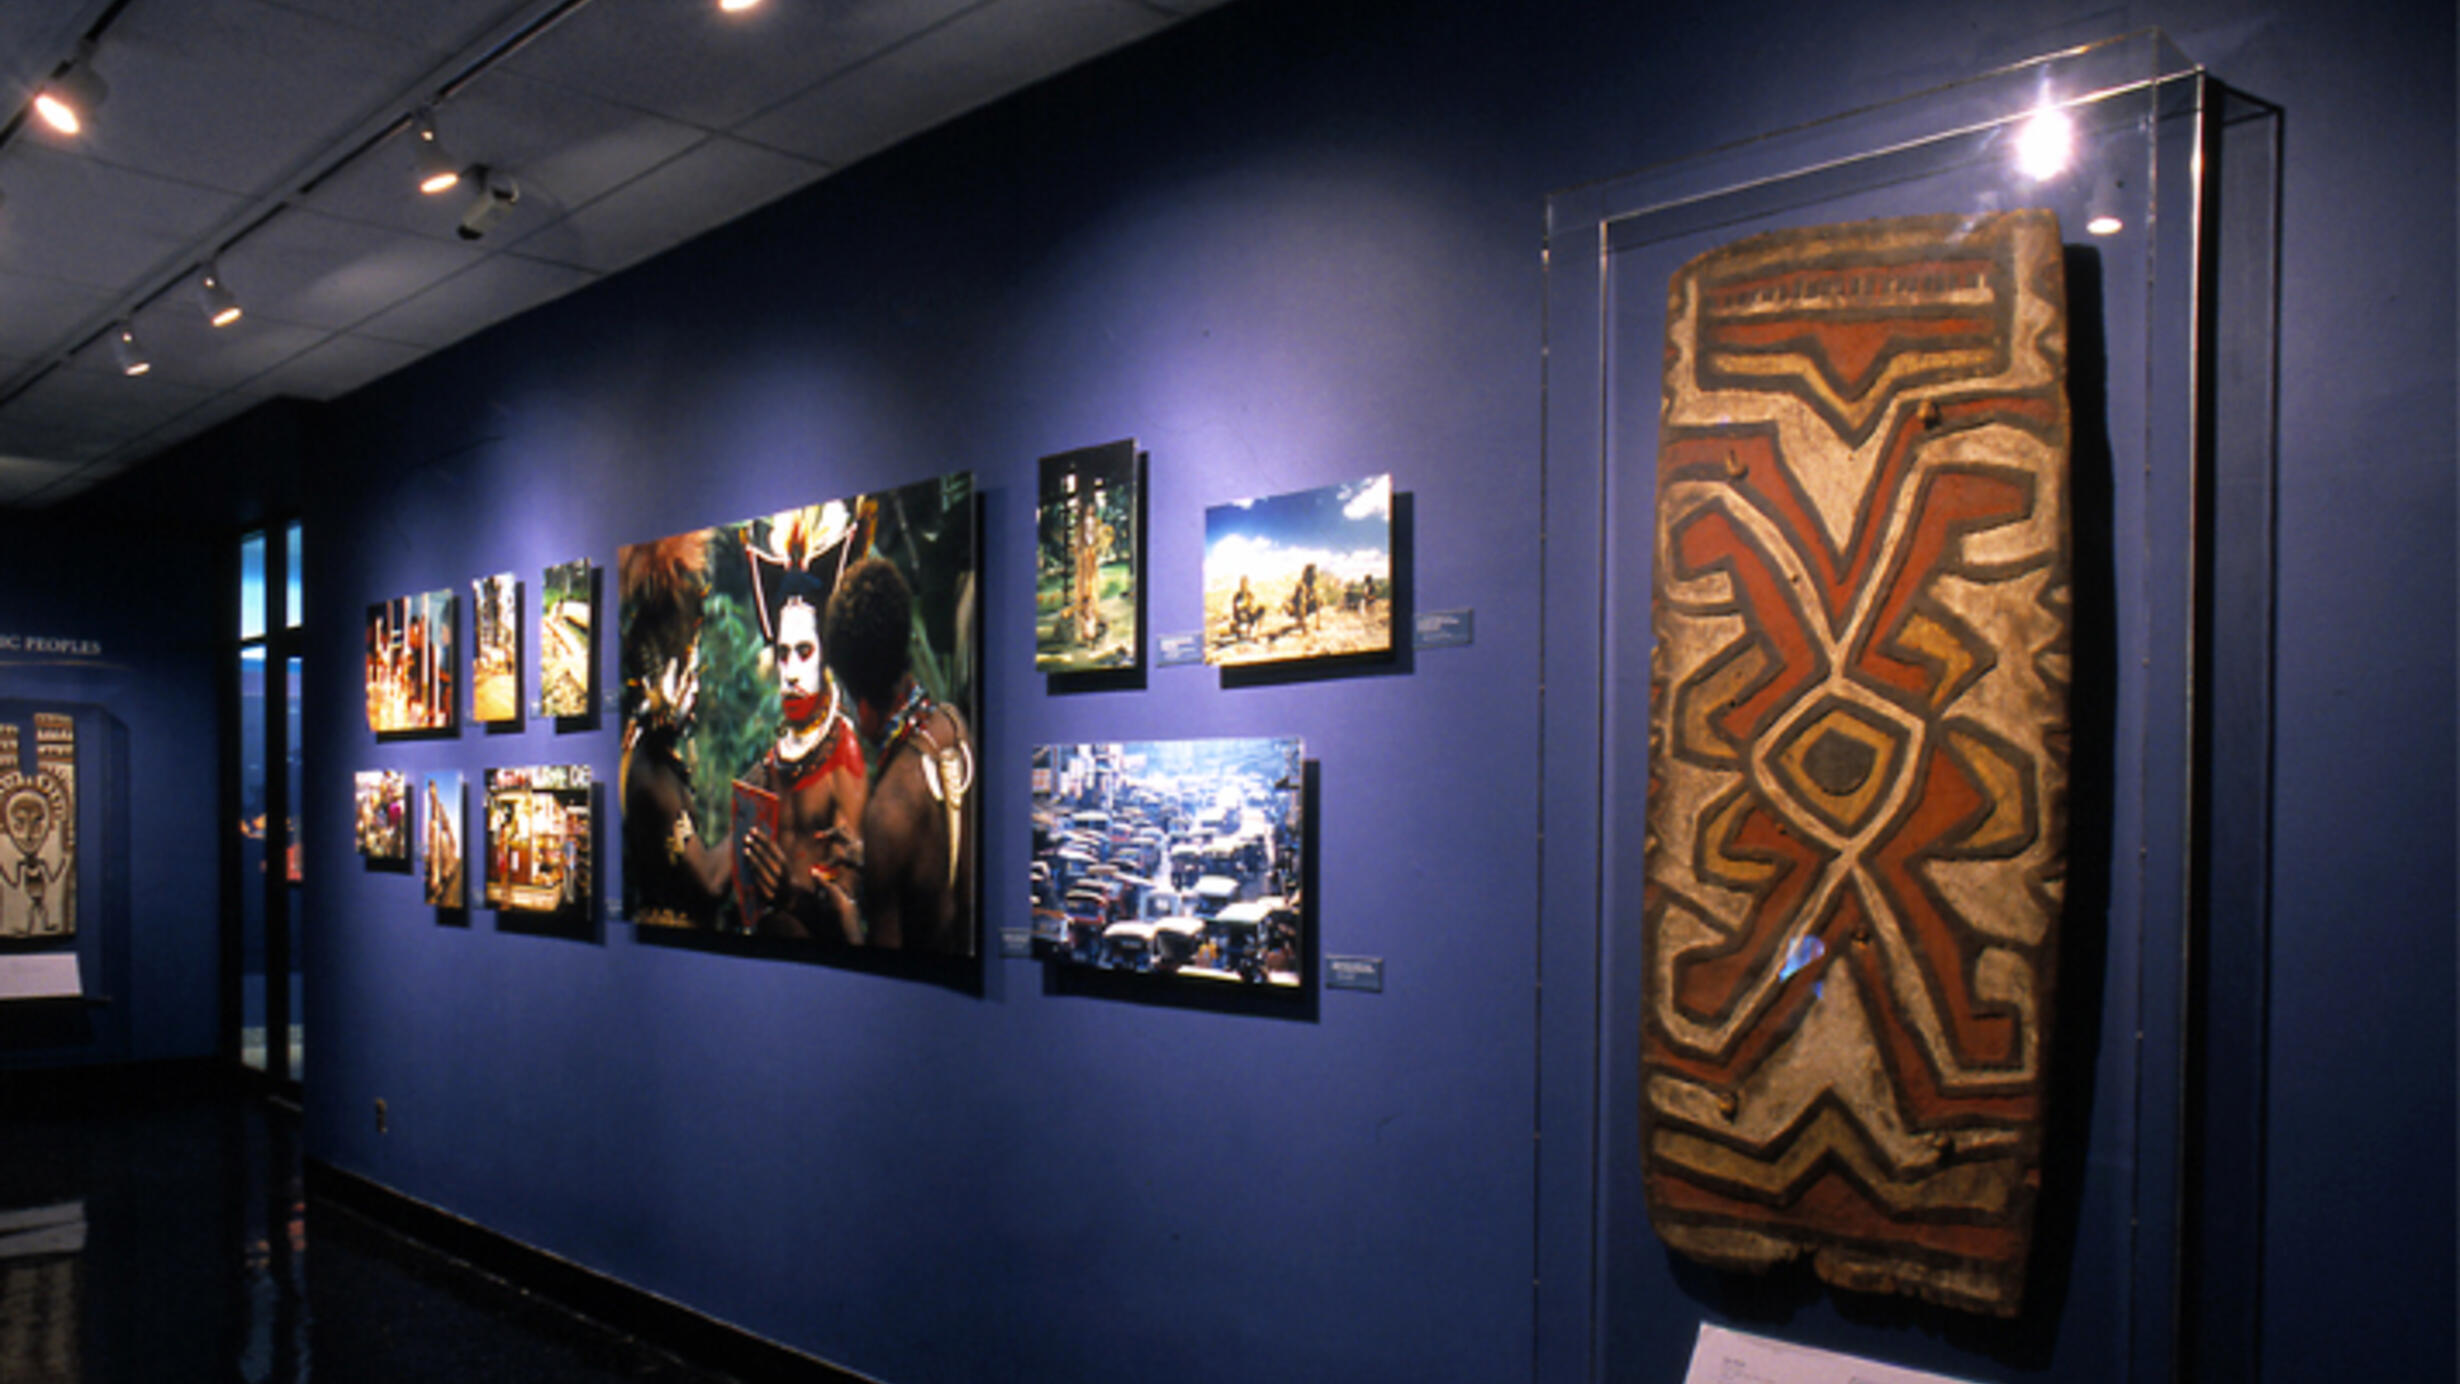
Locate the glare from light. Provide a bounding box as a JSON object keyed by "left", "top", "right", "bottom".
{"left": 33, "top": 47, "right": 106, "bottom": 136}
{"left": 2086, "top": 214, "right": 2123, "bottom": 237}
{"left": 33, "top": 93, "right": 79, "bottom": 135}
{"left": 2012, "top": 105, "right": 2074, "bottom": 181}
{"left": 719, "top": 0, "right": 762, "bottom": 10}
{"left": 199, "top": 263, "right": 243, "bottom": 327}
{"left": 112, "top": 323, "right": 149, "bottom": 377}
{"left": 411, "top": 110, "right": 461, "bottom": 195}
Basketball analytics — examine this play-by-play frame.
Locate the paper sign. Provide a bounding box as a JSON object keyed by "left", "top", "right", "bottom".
{"left": 0, "top": 953, "right": 81, "bottom": 1000}
{"left": 1413, "top": 608, "right": 1474, "bottom": 649}
{"left": 1325, "top": 955, "right": 1384, "bottom": 992}
{"left": 1157, "top": 631, "right": 1204, "bottom": 667}
{"left": 1685, "top": 1323, "right": 1983, "bottom": 1384}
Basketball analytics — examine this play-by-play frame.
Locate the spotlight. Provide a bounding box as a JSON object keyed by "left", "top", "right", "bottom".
{"left": 110, "top": 322, "right": 149, "bottom": 377}
{"left": 33, "top": 42, "right": 108, "bottom": 136}
{"left": 197, "top": 262, "right": 243, "bottom": 327}
{"left": 2012, "top": 103, "right": 2074, "bottom": 182}
{"left": 718, "top": 0, "right": 764, "bottom": 11}
{"left": 2084, "top": 174, "right": 2125, "bottom": 237}
{"left": 410, "top": 109, "right": 461, "bottom": 195}
{"left": 456, "top": 167, "right": 520, "bottom": 241}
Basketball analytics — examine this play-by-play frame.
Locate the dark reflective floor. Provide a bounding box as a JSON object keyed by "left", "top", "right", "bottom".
{"left": 0, "top": 1068, "right": 736, "bottom": 1383}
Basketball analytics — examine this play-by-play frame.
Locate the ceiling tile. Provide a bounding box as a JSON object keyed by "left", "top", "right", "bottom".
{"left": 3, "top": 365, "right": 221, "bottom": 443}
{"left": 0, "top": 274, "right": 120, "bottom": 362}
{"left": 353, "top": 254, "right": 599, "bottom": 349}
{"left": 68, "top": 301, "right": 334, "bottom": 395}
{"left": 0, "top": 416, "right": 107, "bottom": 467}
{"left": 298, "top": 71, "right": 706, "bottom": 239}
{"left": 507, "top": 136, "right": 825, "bottom": 274}
{"left": 19, "top": 472, "right": 99, "bottom": 505}
{"left": 0, "top": 0, "right": 1222, "bottom": 503}
{"left": 736, "top": 0, "right": 1168, "bottom": 166}
{"left": 0, "top": 454, "right": 86, "bottom": 506}
{"left": 499, "top": 0, "right": 980, "bottom": 132}
{"left": 244, "top": 332, "right": 430, "bottom": 399}
{"left": 0, "top": 145, "right": 250, "bottom": 291}
{"left": 255, "top": 0, "right": 541, "bottom": 55}
{"left": 214, "top": 210, "right": 485, "bottom": 333}
{"left": 63, "top": 0, "right": 450, "bottom": 196}
{"left": 114, "top": 388, "right": 277, "bottom": 458}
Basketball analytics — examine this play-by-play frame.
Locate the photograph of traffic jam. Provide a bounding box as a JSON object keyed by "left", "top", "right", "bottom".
{"left": 1030, "top": 736, "right": 1304, "bottom": 986}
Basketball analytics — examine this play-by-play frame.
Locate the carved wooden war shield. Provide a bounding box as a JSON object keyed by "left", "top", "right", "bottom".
{"left": 1643, "top": 210, "right": 2070, "bottom": 1315}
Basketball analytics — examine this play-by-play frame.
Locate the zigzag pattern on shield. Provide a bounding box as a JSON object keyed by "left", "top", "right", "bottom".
{"left": 1643, "top": 210, "right": 2071, "bottom": 1316}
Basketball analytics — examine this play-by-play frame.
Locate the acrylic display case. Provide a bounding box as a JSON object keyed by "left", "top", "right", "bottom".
{"left": 1539, "top": 31, "right": 2280, "bottom": 1380}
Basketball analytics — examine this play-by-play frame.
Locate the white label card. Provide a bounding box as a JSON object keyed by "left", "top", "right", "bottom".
{"left": 1685, "top": 1323, "right": 1984, "bottom": 1384}
{"left": 0, "top": 953, "right": 81, "bottom": 1000}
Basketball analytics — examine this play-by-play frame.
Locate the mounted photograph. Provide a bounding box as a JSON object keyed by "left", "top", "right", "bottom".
{"left": 1203, "top": 474, "right": 1391, "bottom": 667}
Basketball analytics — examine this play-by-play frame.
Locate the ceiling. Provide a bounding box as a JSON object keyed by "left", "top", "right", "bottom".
{"left": 0, "top": 0, "right": 1228, "bottom": 509}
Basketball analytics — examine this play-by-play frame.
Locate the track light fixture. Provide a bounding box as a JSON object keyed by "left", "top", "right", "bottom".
{"left": 410, "top": 108, "right": 461, "bottom": 195}
{"left": 457, "top": 167, "right": 520, "bottom": 241}
{"left": 197, "top": 262, "right": 243, "bottom": 327}
{"left": 110, "top": 322, "right": 149, "bottom": 377}
{"left": 33, "top": 41, "right": 109, "bottom": 137}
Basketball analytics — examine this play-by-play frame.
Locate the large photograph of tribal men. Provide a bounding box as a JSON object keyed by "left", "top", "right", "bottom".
{"left": 1035, "top": 439, "right": 1138, "bottom": 672}
{"left": 619, "top": 471, "right": 979, "bottom": 954}
{"left": 1203, "top": 474, "right": 1393, "bottom": 667}
{"left": 1029, "top": 737, "right": 1303, "bottom": 987}
{"left": 365, "top": 590, "right": 457, "bottom": 733}
{"left": 422, "top": 770, "right": 465, "bottom": 908}
{"left": 483, "top": 765, "right": 592, "bottom": 917}
{"left": 471, "top": 572, "right": 521, "bottom": 725}
{"left": 539, "top": 558, "right": 594, "bottom": 719}
{"left": 354, "top": 769, "right": 408, "bottom": 862}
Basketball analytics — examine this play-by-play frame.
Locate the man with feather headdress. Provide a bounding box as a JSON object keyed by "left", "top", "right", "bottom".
{"left": 735, "top": 502, "right": 871, "bottom": 941}
{"left": 619, "top": 528, "right": 735, "bottom": 928}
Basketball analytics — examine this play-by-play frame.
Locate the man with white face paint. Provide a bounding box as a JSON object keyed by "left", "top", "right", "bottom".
{"left": 739, "top": 571, "right": 868, "bottom": 941}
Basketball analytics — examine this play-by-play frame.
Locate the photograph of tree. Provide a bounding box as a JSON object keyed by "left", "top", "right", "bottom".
{"left": 1035, "top": 439, "right": 1138, "bottom": 672}
{"left": 539, "top": 558, "right": 594, "bottom": 719}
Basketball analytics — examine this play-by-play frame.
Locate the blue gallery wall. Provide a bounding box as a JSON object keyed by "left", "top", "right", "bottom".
{"left": 291, "top": 1, "right": 2454, "bottom": 1382}
{"left": 0, "top": 513, "right": 223, "bottom": 1067}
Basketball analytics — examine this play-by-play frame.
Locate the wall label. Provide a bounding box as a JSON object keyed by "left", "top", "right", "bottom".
{"left": 1412, "top": 609, "right": 1473, "bottom": 649}
{"left": 1684, "top": 1323, "right": 1982, "bottom": 1384}
{"left": 1156, "top": 631, "right": 1204, "bottom": 667}
{"left": 1325, "top": 955, "right": 1383, "bottom": 992}
{"left": 0, "top": 634, "right": 103, "bottom": 658}
{"left": 0, "top": 952, "right": 82, "bottom": 1000}
{"left": 999, "top": 927, "right": 1033, "bottom": 957}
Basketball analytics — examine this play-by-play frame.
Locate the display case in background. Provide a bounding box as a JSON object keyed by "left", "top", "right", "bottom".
{"left": 0, "top": 700, "right": 131, "bottom": 1059}
{"left": 1540, "top": 32, "right": 2278, "bottom": 1381}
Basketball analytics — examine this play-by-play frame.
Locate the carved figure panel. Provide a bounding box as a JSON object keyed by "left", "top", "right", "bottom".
{"left": 1643, "top": 211, "right": 2071, "bottom": 1315}
{"left": 0, "top": 713, "right": 76, "bottom": 939}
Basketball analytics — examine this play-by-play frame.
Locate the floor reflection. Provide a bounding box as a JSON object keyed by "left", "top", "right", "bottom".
{"left": 0, "top": 1070, "right": 730, "bottom": 1383}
